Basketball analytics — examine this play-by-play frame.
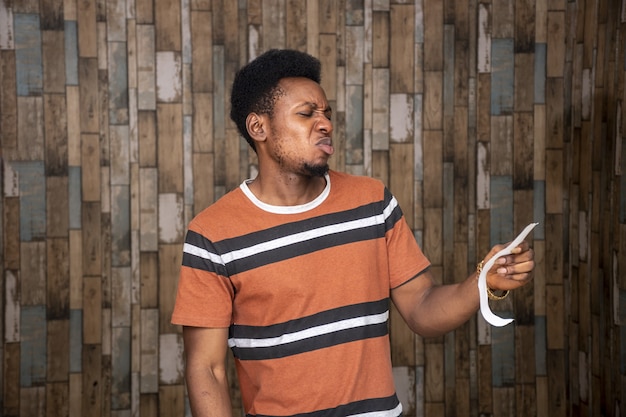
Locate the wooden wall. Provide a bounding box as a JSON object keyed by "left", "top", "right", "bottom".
{"left": 0, "top": 0, "right": 624, "bottom": 416}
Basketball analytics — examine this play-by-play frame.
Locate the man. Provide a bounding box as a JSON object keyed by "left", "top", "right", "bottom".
{"left": 171, "top": 49, "right": 534, "bottom": 416}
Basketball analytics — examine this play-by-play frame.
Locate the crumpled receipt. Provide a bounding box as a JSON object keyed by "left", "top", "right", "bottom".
{"left": 478, "top": 222, "right": 539, "bottom": 327}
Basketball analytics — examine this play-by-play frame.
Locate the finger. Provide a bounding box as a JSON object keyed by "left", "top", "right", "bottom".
{"left": 495, "top": 259, "right": 535, "bottom": 279}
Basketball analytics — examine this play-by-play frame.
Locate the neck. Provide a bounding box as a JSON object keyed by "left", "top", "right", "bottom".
{"left": 247, "top": 172, "right": 328, "bottom": 206}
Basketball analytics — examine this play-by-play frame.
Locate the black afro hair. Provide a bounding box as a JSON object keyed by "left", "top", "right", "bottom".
{"left": 229, "top": 49, "right": 322, "bottom": 151}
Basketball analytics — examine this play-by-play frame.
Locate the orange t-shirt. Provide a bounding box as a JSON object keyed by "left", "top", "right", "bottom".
{"left": 172, "top": 171, "right": 430, "bottom": 416}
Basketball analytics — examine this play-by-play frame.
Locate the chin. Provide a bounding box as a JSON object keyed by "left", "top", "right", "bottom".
{"left": 303, "top": 163, "right": 329, "bottom": 177}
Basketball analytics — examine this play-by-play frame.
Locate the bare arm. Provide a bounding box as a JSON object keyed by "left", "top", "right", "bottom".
{"left": 391, "top": 241, "right": 535, "bottom": 338}
{"left": 182, "top": 326, "right": 233, "bottom": 417}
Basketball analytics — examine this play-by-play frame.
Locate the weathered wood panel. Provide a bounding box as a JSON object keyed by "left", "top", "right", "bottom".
{"left": 2, "top": 1, "right": 625, "bottom": 416}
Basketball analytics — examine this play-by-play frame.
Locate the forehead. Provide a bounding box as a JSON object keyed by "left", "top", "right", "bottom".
{"left": 275, "top": 77, "right": 328, "bottom": 106}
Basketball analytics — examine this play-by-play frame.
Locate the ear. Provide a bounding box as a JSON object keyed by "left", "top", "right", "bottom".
{"left": 246, "top": 113, "right": 268, "bottom": 144}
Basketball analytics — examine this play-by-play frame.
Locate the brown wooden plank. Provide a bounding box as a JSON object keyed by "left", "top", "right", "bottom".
{"left": 424, "top": 208, "right": 443, "bottom": 267}
{"left": 191, "top": 10, "right": 212, "bottom": 93}
{"left": 155, "top": 0, "right": 181, "bottom": 51}
{"left": 192, "top": 93, "right": 213, "bottom": 153}
{"left": 77, "top": 0, "right": 97, "bottom": 57}
{"left": 46, "top": 382, "right": 70, "bottom": 417}
{"left": 140, "top": 393, "right": 158, "bottom": 417}
{"left": 0, "top": 50, "right": 17, "bottom": 151}
{"left": 424, "top": 343, "right": 445, "bottom": 402}
{"left": 390, "top": 4, "right": 414, "bottom": 92}
{"left": 138, "top": 110, "right": 157, "bottom": 167}
{"left": 20, "top": 387, "right": 45, "bottom": 417}
{"left": 424, "top": 71, "right": 443, "bottom": 131}
{"left": 286, "top": 0, "right": 307, "bottom": 51}
{"left": 157, "top": 103, "right": 184, "bottom": 193}
{"left": 83, "top": 276, "right": 102, "bottom": 345}
{"left": 42, "top": 31, "right": 66, "bottom": 93}
{"left": 547, "top": 349, "right": 567, "bottom": 417}
{"left": 372, "top": 11, "right": 389, "bottom": 68}
{"left": 159, "top": 244, "right": 182, "bottom": 334}
{"left": 16, "top": 97, "right": 45, "bottom": 161}
{"left": 423, "top": 0, "right": 443, "bottom": 71}
{"left": 193, "top": 152, "right": 215, "bottom": 215}
{"left": 82, "top": 344, "right": 102, "bottom": 417}
{"left": 47, "top": 319, "right": 70, "bottom": 382}
{"left": 21, "top": 241, "right": 46, "bottom": 306}
{"left": 389, "top": 143, "right": 414, "bottom": 228}
{"left": 158, "top": 385, "right": 185, "bottom": 417}
{"left": 390, "top": 304, "right": 415, "bottom": 366}
{"left": 3, "top": 342, "right": 20, "bottom": 415}
{"left": 423, "top": 130, "right": 443, "bottom": 208}
{"left": 47, "top": 237, "right": 70, "bottom": 319}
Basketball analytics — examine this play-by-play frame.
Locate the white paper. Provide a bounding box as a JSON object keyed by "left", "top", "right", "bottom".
{"left": 478, "top": 222, "right": 539, "bottom": 327}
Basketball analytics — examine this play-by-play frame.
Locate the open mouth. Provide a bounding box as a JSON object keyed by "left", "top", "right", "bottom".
{"left": 316, "top": 138, "right": 334, "bottom": 155}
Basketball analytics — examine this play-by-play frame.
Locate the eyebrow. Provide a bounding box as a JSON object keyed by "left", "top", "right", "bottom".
{"left": 300, "top": 102, "right": 332, "bottom": 113}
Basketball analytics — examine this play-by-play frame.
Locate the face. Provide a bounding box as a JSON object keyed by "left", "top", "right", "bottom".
{"left": 259, "top": 77, "right": 334, "bottom": 178}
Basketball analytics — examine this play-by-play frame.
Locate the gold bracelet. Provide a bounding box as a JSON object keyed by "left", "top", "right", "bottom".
{"left": 476, "top": 260, "right": 510, "bottom": 300}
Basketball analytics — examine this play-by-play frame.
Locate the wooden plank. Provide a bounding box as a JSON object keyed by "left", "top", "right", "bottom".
{"left": 141, "top": 309, "right": 159, "bottom": 393}
{"left": 390, "top": 304, "right": 414, "bottom": 366}
{"left": 3, "top": 197, "right": 20, "bottom": 270}
{"left": 137, "top": 25, "right": 156, "bottom": 110}
{"left": 47, "top": 319, "right": 70, "bottom": 382}
{"left": 20, "top": 386, "right": 45, "bottom": 417}
{"left": 77, "top": 0, "right": 97, "bottom": 57}
{"left": 345, "top": 85, "right": 364, "bottom": 165}
{"left": 191, "top": 10, "right": 212, "bottom": 92}
{"left": 140, "top": 252, "right": 158, "bottom": 308}
{"left": 21, "top": 305, "right": 47, "bottom": 386}
{"left": 5, "top": 270, "right": 20, "bottom": 343}
{"left": 158, "top": 384, "right": 185, "bottom": 417}
{"left": 491, "top": 39, "right": 514, "bottom": 115}
{"left": 372, "top": 11, "right": 389, "bottom": 68}
{"left": 0, "top": 50, "right": 18, "bottom": 151}
{"left": 42, "top": 31, "right": 66, "bottom": 93}
{"left": 424, "top": 71, "right": 442, "bottom": 130}
{"left": 393, "top": 366, "right": 416, "bottom": 415}
{"left": 513, "top": 111, "right": 534, "bottom": 189}
{"left": 0, "top": 0, "right": 14, "bottom": 48}
{"left": 78, "top": 58, "right": 99, "bottom": 133}
{"left": 155, "top": 0, "right": 181, "bottom": 51}
{"left": 139, "top": 168, "right": 158, "bottom": 251}
{"left": 192, "top": 152, "right": 215, "bottom": 215}
{"left": 111, "top": 185, "right": 131, "bottom": 266}
{"left": 547, "top": 349, "right": 567, "bottom": 417}
{"left": 547, "top": 11, "right": 565, "bottom": 78}
{"left": 111, "top": 326, "right": 131, "bottom": 409}
{"left": 156, "top": 51, "right": 182, "bottom": 103}
{"left": 492, "top": 0, "right": 514, "bottom": 38}
{"left": 545, "top": 149, "right": 564, "bottom": 216}
{"left": 69, "top": 372, "right": 82, "bottom": 416}
{"left": 158, "top": 244, "right": 182, "bottom": 334}
{"left": 390, "top": 4, "right": 414, "bottom": 92}
{"left": 15, "top": 13, "right": 43, "bottom": 96}
{"left": 424, "top": 343, "right": 444, "bottom": 402}
{"left": 46, "top": 382, "right": 70, "bottom": 417}
{"left": 20, "top": 241, "right": 46, "bottom": 306}
{"left": 319, "top": 34, "right": 337, "bottom": 102}
{"left": 83, "top": 344, "right": 102, "bottom": 417}
{"left": 423, "top": 130, "right": 443, "bottom": 208}
{"left": 424, "top": 208, "right": 443, "bottom": 267}
{"left": 3, "top": 343, "right": 20, "bottom": 415}
{"left": 157, "top": 103, "right": 184, "bottom": 193}
{"left": 83, "top": 276, "right": 102, "bottom": 344}
{"left": 286, "top": 0, "right": 306, "bottom": 50}
{"left": 490, "top": 115, "right": 513, "bottom": 176}
{"left": 47, "top": 237, "right": 70, "bottom": 319}
{"left": 477, "top": 3, "right": 491, "bottom": 74}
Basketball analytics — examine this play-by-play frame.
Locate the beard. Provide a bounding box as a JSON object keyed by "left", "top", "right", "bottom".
{"left": 302, "top": 162, "right": 330, "bottom": 177}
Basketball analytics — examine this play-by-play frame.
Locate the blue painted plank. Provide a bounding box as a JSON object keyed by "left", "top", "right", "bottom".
{"left": 69, "top": 309, "right": 82, "bottom": 373}
{"left": 535, "top": 315, "right": 547, "bottom": 375}
{"left": 533, "top": 180, "right": 546, "bottom": 239}
{"left": 14, "top": 14, "right": 43, "bottom": 96}
{"left": 12, "top": 161, "right": 46, "bottom": 241}
{"left": 490, "top": 38, "right": 514, "bottom": 115}
{"left": 64, "top": 20, "right": 78, "bottom": 85}
{"left": 111, "top": 185, "right": 131, "bottom": 267}
{"left": 490, "top": 175, "right": 514, "bottom": 247}
{"left": 534, "top": 43, "right": 546, "bottom": 104}
{"left": 69, "top": 166, "right": 82, "bottom": 229}
{"left": 108, "top": 41, "right": 129, "bottom": 124}
{"left": 111, "top": 326, "right": 131, "bottom": 410}
{"left": 20, "top": 306, "right": 47, "bottom": 387}
{"left": 491, "top": 316, "right": 515, "bottom": 387}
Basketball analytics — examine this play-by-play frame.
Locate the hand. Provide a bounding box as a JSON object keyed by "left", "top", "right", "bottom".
{"left": 482, "top": 240, "right": 535, "bottom": 292}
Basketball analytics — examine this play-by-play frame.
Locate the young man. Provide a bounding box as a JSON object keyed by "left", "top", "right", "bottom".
{"left": 171, "top": 49, "right": 535, "bottom": 416}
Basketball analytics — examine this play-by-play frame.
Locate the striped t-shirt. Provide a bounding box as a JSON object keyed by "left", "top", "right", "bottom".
{"left": 171, "top": 170, "right": 430, "bottom": 416}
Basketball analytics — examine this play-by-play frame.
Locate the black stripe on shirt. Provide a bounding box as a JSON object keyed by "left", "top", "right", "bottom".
{"left": 248, "top": 394, "right": 402, "bottom": 417}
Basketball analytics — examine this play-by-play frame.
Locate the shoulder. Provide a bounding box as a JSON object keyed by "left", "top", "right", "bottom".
{"left": 188, "top": 185, "right": 250, "bottom": 237}
{"left": 329, "top": 170, "right": 386, "bottom": 193}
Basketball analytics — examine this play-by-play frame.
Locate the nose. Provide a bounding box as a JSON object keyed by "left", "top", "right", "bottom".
{"left": 316, "top": 114, "right": 333, "bottom": 135}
